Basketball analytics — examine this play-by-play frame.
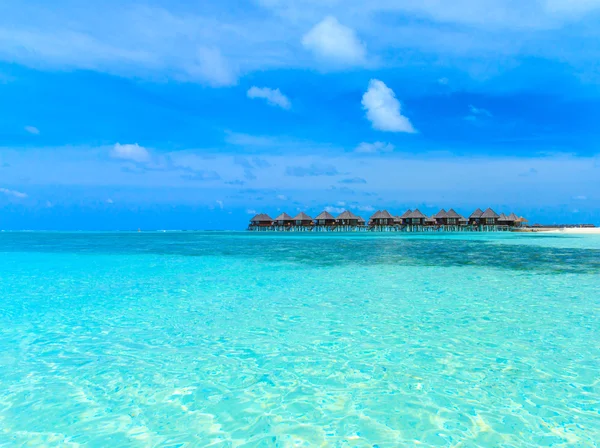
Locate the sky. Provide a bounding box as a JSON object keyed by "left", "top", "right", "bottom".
{"left": 1, "top": 0, "right": 600, "bottom": 230}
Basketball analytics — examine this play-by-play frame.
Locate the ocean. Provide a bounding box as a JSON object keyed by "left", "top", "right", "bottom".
{"left": 1, "top": 232, "right": 599, "bottom": 446}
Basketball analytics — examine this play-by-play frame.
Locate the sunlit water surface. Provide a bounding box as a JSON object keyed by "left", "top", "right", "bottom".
{"left": 1, "top": 232, "right": 599, "bottom": 447}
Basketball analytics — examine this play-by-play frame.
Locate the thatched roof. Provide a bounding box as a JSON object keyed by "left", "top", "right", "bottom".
{"left": 434, "top": 209, "right": 448, "bottom": 219}
{"left": 446, "top": 209, "right": 463, "bottom": 219}
{"left": 250, "top": 213, "right": 273, "bottom": 222}
{"left": 274, "top": 212, "right": 294, "bottom": 221}
{"left": 293, "top": 212, "right": 313, "bottom": 221}
{"left": 469, "top": 208, "right": 484, "bottom": 219}
{"left": 517, "top": 216, "right": 529, "bottom": 223}
{"left": 399, "top": 209, "right": 412, "bottom": 219}
{"left": 459, "top": 217, "right": 468, "bottom": 222}
{"left": 507, "top": 213, "right": 518, "bottom": 221}
{"left": 426, "top": 215, "right": 436, "bottom": 223}
{"left": 481, "top": 208, "right": 499, "bottom": 219}
{"left": 408, "top": 209, "right": 427, "bottom": 219}
{"left": 315, "top": 211, "right": 335, "bottom": 220}
{"left": 498, "top": 213, "right": 509, "bottom": 221}
{"left": 372, "top": 210, "right": 393, "bottom": 220}
{"left": 358, "top": 216, "right": 366, "bottom": 224}
{"left": 337, "top": 210, "right": 360, "bottom": 220}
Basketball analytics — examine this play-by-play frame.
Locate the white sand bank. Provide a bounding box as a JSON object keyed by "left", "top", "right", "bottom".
{"left": 544, "top": 228, "right": 600, "bottom": 234}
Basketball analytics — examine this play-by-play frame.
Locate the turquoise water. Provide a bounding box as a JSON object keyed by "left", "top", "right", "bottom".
{"left": 1, "top": 232, "right": 599, "bottom": 447}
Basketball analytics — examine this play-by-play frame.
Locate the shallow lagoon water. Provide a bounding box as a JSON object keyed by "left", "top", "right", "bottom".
{"left": 0, "top": 232, "right": 599, "bottom": 446}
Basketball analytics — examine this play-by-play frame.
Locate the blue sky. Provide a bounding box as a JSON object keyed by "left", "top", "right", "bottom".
{"left": 1, "top": 0, "right": 600, "bottom": 229}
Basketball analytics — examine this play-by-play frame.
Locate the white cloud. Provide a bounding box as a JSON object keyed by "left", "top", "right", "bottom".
{"left": 25, "top": 126, "right": 40, "bottom": 135}
{"left": 0, "top": 187, "right": 27, "bottom": 199}
{"left": 106, "top": 198, "right": 114, "bottom": 204}
{"left": 357, "top": 205, "right": 375, "bottom": 211}
{"left": 336, "top": 201, "right": 346, "bottom": 206}
{"left": 110, "top": 143, "right": 150, "bottom": 163}
{"left": 276, "top": 194, "right": 287, "bottom": 200}
{"left": 247, "top": 86, "right": 291, "bottom": 109}
{"left": 469, "top": 105, "right": 492, "bottom": 117}
{"left": 361, "top": 79, "right": 416, "bottom": 133}
{"left": 246, "top": 209, "right": 257, "bottom": 215}
{"left": 355, "top": 141, "right": 395, "bottom": 153}
{"left": 186, "top": 47, "right": 237, "bottom": 87}
{"left": 325, "top": 206, "right": 345, "bottom": 214}
{"left": 216, "top": 200, "right": 224, "bottom": 209}
{"left": 302, "top": 16, "right": 366, "bottom": 65}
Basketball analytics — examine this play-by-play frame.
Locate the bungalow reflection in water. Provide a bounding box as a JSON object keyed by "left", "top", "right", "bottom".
{"left": 249, "top": 208, "right": 528, "bottom": 232}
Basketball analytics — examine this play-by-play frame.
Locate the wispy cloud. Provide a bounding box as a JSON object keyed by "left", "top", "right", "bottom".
{"left": 110, "top": 143, "right": 150, "bottom": 163}
{"left": 469, "top": 104, "right": 492, "bottom": 117}
{"left": 519, "top": 167, "right": 538, "bottom": 177}
{"left": 362, "top": 80, "right": 416, "bottom": 133}
{"left": 286, "top": 163, "right": 339, "bottom": 177}
{"left": 181, "top": 170, "right": 221, "bottom": 181}
{"left": 226, "top": 132, "right": 277, "bottom": 147}
{"left": 339, "top": 177, "right": 367, "bottom": 184}
{"left": 226, "top": 179, "right": 246, "bottom": 186}
{"left": 356, "top": 205, "right": 374, "bottom": 212}
{"left": 0, "top": 187, "right": 28, "bottom": 199}
{"left": 302, "top": 16, "right": 366, "bottom": 65}
{"left": 355, "top": 142, "right": 395, "bottom": 153}
{"left": 247, "top": 86, "right": 291, "bottom": 109}
{"left": 325, "top": 205, "right": 345, "bottom": 214}
{"left": 24, "top": 126, "right": 40, "bottom": 135}
{"left": 187, "top": 47, "right": 237, "bottom": 87}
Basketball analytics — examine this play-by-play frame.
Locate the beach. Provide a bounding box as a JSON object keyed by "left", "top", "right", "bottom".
{"left": 0, "top": 232, "right": 598, "bottom": 446}
{"left": 545, "top": 227, "right": 600, "bottom": 234}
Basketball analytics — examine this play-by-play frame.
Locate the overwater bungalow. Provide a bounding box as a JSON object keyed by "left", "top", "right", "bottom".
{"left": 434, "top": 209, "right": 448, "bottom": 225}
{"left": 273, "top": 212, "right": 294, "bottom": 228}
{"left": 407, "top": 209, "right": 427, "bottom": 226}
{"left": 370, "top": 210, "right": 395, "bottom": 227}
{"left": 446, "top": 209, "right": 463, "bottom": 226}
{"left": 481, "top": 208, "right": 500, "bottom": 226}
{"left": 498, "top": 213, "right": 511, "bottom": 227}
{"left": 336, "top": 210, "right": 362, "bottom": 227}
{"left": 398, "top": 210, "right": 412, "bottom": 226}
{"left": 293, "top": 212, "right": 314, "bottom": 228}
{"left": 315, "top": 211, "right": 336, "bottom": 228}
{"left": 248, "top": 207, "right": 527, "bottom": 233}
{"left": 506, "top": 213, "right": 519, "bottom": 227}
{"left": 249, "top": 213, "right": 273, "bottom": 230}
{"left": 469, "top": 208, "right": 484, "bottom": 226}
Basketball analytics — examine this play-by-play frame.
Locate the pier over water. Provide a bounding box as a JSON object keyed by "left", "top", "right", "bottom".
{"left": 249, "top": 208, "right": 528, "bottom": 232}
